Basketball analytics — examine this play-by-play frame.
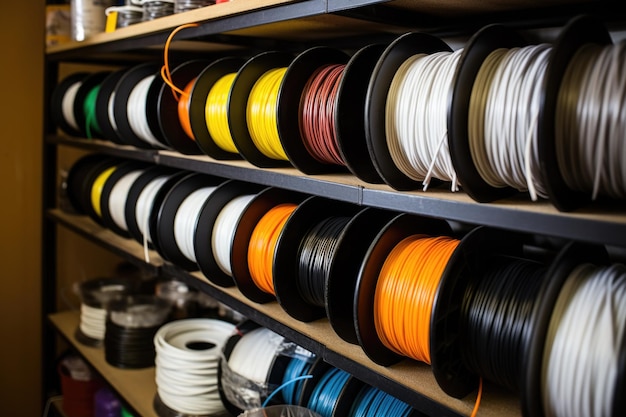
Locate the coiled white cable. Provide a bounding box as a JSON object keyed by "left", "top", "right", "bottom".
{"left": 212, "top": 194, "right": 256, "bottom": 276}
{"left": 386, "top": 49, "right": 463, "bottom": 191}
{"left": 62, "top": 80, "right": 82, "bottom": 133}
{"left": 154, "top": 318, "right": 236, "bottom": 415}
{"left": 469, "top": 44, "right": 551, "bottom": 201}
{"left": 556, "top": 41, "right": 626, "bottom": 200}
{"left": 228, "top": 327, "right": 284, "bottom": 385}
{"left": 108, "top": 169, "right": 145, "bottom": 231}
{"left": 79, "top": 303, "right": 107, "bottom": 341}
{"left": 173, "top": 186, "right": 217, "bottom": 263}
{"left": 127, "top": 74, "right": 165, "bottom": 149}
{"left": 542, "top": 263, "right": 626, "bottom": 417}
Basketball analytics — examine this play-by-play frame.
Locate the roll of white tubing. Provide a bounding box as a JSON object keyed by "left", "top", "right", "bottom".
{"left": 173, "top": 186, "right": 217, "bottom": 263}
{"left": 135, "top": 175, "right": 171, "bottom": 245}
{"left": 154, "top": 318, "right": 236, "bottom": 415}
{"left": 227, "top": 327, "right": 283, "bottom": 385}
{"left": 541, "top": 263, "right": 626, "bottom": 417}
{"left": 127, "top": 74, "right": 166, "bottom": 148}
{"left": 212, "top": 194, "right": 256, "bottom": 276}
{"left": 79, "top": 303, "right": 107, "bottom": 340}
{"left": 386, "top": 49, "right": 463, "bottom": 191}
{"left": 108, "top": 169, "right": 144, "bottom": 231}
{"left": 62, "top": 80, "right": 82, "bottom": 132}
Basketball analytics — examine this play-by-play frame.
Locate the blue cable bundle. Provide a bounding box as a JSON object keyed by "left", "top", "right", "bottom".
{"left": 307, "top": 368, "right": 351, "bottom": 417}
{"left": 350, "top": 385, "right": 413, "bottom": 417}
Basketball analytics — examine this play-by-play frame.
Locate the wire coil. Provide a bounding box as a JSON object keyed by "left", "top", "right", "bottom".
{"left": 205, "top": 72, "right": 238, "bottom": 153}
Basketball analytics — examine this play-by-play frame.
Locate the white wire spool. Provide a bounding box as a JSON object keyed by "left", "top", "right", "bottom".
{"left": 127, "top": 74, "right": 166, "bottom": 149}
{"left": 108, "top": 169, "right": 145, "bottom": 232}
{"left": 173, "top": 186, "right": 217, "bottom": 263}
{"left": 212, "top": 194, "right": 256, "bottom": 276}
{"left": 62, "top": 80, "right": 82, "bottom": 133}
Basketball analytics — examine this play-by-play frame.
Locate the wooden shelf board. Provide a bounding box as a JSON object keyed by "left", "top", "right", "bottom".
{"left": 49, "top": 310, "right": 158, "bottom": 417}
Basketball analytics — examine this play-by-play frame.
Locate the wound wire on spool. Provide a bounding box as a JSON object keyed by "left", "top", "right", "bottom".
{"left": 541, "top": 263, "right": 626, "bottom": 417}
{"left": 178, "top": 77, "right": 197, "bottom": 140}
{"left": 205, "top": 72, "right": 238, "bottom": 154}
{"left": 281, "top": 356, "right": 314, "bottom": 405}
{"left": 108, "top": 169, "right": 146, "bottom": 232}
{"left": 468, "top": 44, "right": 552, "bottom": 201}
{"left": 374, "top": 235, "right": 459, "bottom": 364}
{"left": 154, "top": 318, "right": 236, "bottom": 416}
{"left": 212, "top": 193, "right": 257, "bottom": 277}
{"left": 296, "top": 216, "right": 351, "bottom": 307}
{"left": 248, "top": 203, "right": 297, "bottom": 295}
{"left": 306, "top": 367, "right": 351, "bottom": 417}
{"left": 299, "top": 64, "right": 346, "bottom": 166}
{"left": 91, "top": 165, "right": 118, "bottom": 219}
{"left": 84, "top": 84, "right": 102, "bottom": 138}
{"left": 459, "top": 257, "right": 547, "bottom": 393}
{"left": 555, "top": 41, "right": 626, "bottom": 200}
{"left": 62, "top": 79, "right": 83, "bottom": 134}
{"left": 349, "top": 385, "right": 412, "bottom": 417}
{"left": 386, "top": 49, "right": 463, "bottom": 191}
{"left": 246, "top": 67, "right": 289, "bottom": 161}
{"left": 173, "top": 186, "right": 218, "bottom": 263}
{"left": 127, "top": 74, "right": 166, "bottom": 148}
{"left": 135, "top": 174, "right": 174, "bottom": 247}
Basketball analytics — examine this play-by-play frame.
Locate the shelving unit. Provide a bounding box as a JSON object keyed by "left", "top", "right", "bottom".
{"left": 42, "top": 1, "right": 626, "bottom": 417}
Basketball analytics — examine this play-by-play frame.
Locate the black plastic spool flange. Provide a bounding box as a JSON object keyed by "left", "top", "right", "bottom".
{"left": 537, "top": 14, "right": 613, "bottom": 212}
{"left": 447, "top": 24, "right": 529, "bottom": 203}
{"left": 229, "top": 187, "right": 307, "bottom": 304}
{"left": 335, "top": 43, "right": 387, "bottom": 184}
{"left": 521, "top": 240, "right": 610, "bottom": 417}
{"left": 154, "top": 172, "right": 226, "bottom": 271}
{"left": 273, "top": 195, "right": 361, "bottom": 322}
{"left": 157, "top": 59, "right": 209, "bottom": 155}
{"left": 430, "top": 226, "right": 531, "bottom": 399}
{"left": 365, "top": 32, "right": 452, "bottom": 191}
{"left": 50, "top": 72, "right": 90, "bottom": 137}
{"left": 99, "top": 160, "right": 151, "bottom": 238}
{"left": 65, "top": 153, "right": 112, "bottom": 215}
{"left": 354, "top": 212, "right": 452, "bottom": 366}
{"left": 228, "top": 51, "right": 295, "bottom": 168}
{"left": 189, "top": 56, "right": 246, "bottom": 160}
{"left": 193, "top": 179, "right": 265, "bottom": 288}
{"left": 112, "top": 62, "right": 162, "bottom": 149}
{"left": 277, "top": 46, "right": 350, "bottom": 175}
{"left": 326, "top": 206, "right": 398, "bottom": 345}
{"left": 94, "top": 68, "right": 130, "bottom": 145}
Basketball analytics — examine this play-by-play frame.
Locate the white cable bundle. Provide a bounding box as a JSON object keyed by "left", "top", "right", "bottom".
{"left": 227, "top": 327, "right": 284, "bottom": 386}
{"left": 154, "top": 318, "right": 236, "bottom": 415}
{"left": 108, "top": 169, "right": 145, "bottom": 231}
{"left": 386, "top": 49, "right": 463, "bottom": 191}
{"left": 212, "top": 194, "right": 256, "bottom": 276}
{"left": 174, "top": 186, "right": 217, "bottom": 263}
{"left": 127, "top": 74, "right": 166, "bottom": 149}
{"left": 556, "top": 41, "right": 626, "bottom": 200}
{"left": 62, "top": 80, "right": 82, "bottom": 133}
{"left": 79, "top": 303, "right": 107, "bottom": 341}
{"left": 541, "top": 263, "right": 626, "bottom": 417}
{"left": 469, "top": 44, "right": 551, "bottom": 201}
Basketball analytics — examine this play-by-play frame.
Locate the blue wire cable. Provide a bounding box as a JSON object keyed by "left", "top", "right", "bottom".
{"left": 349, "top": 386, "right": 413, "bottom": 417}
{"left": 307, "top": 368, "right": 351, "bottom": 417}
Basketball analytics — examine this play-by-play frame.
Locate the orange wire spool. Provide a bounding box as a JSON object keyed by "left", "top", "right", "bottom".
{"left": 373, "top": 234, "right": 459, "bottom": 364}
{"left": 247, "top": 203, "right": 297, "bottom": 295}
{"left": 178, "top": 77, "right": 197, "bottom": 140}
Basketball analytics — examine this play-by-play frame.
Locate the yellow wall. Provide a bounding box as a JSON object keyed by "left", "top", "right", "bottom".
{"left": 0, "top": 2, "right": 45, "bottom": 415}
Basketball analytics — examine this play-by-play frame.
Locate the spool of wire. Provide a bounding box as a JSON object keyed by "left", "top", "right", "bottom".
{"left": 105, "top": 5, "right": 143, "bottom": 28}
{"left": 131, "top": 0, "right": 174, "bottom": 20}
{"left": 154, "top": 318, "right": 236, "bottom": 416}
{"left": 174, "top": 0, "right": 214, "bottom": 13}
{"left": 349, "top": 385, "right": 413, "bottom": 417}
{"left": 306, "top": 368, "right": 356, "bottom": 417}
{"left": 104, "top": 295, "right": 171, "bottom": 369}
{"left": 205, "top": 72, "right": 238, "bottom": 154}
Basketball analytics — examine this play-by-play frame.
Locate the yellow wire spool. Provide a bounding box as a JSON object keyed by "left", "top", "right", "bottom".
{"left": 91, "top": 166, "right": 117, "bottom": 218}
{"left": 246, "top": 67, "right": 288, "bottom": 161}
{"left": 205, "top": 72, "right": 238, "bottom": 154}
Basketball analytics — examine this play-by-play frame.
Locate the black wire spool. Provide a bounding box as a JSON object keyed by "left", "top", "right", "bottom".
{"left": 50, "top": 72, "right": 90, "bottom": 137}
{"left": 354, "top": 212, "right": 453, "bottom": 366}
{"left": 273, "top": 196, "right": 361, "bottom": 323}
{"left": 228, "top": 51, "right": 295, "bottom": 169}
{"left": 193, "top": 180, "right": 265, "bottom": 288}
{"left": 277, "top": 46, "right": 351, "bottom": 175}
{"left": 188, "top": 56, "right": 246, "bottom": 160}
{"left": 447, "top": 24, "right": 529, "bottom": 203}
{"left": 365, "top": 32, "right": 452, "bottom": 191}
{"left": 94, "top": 67, "right": 131, "bottom": 145}
{"left": 537, "top": 15, "right": 613, "bottom": 212}
{"left": 73, "top": 71, "right": 112, "bottom": 140}
{"left": 335, "top": 43, "right": 387, "bottom": 184}
{"left": 98, "top": 160, "right": 152, "bottom": 238}
{"left": 217, "top": 321, "right": 290, "bottom": 416}
{"left": 75, "top": 156, "right": 124, "bottom": 225}
{"left": 65, "top": 153, "right": 114, "bottom": 215}
{"left": 157, "top": 59, "right": 209, "bottom": 155}
{"left": 154, "top": 172, "right": 226, "bottom": 271}
{"left": 229, "top": 187, "right": 308, "bottom": 304}
{"left": 124, "top": 165, "right": 183, "bottom": 248}
{"left": 104, "top": 295, "right": 171, "bottom": 369}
